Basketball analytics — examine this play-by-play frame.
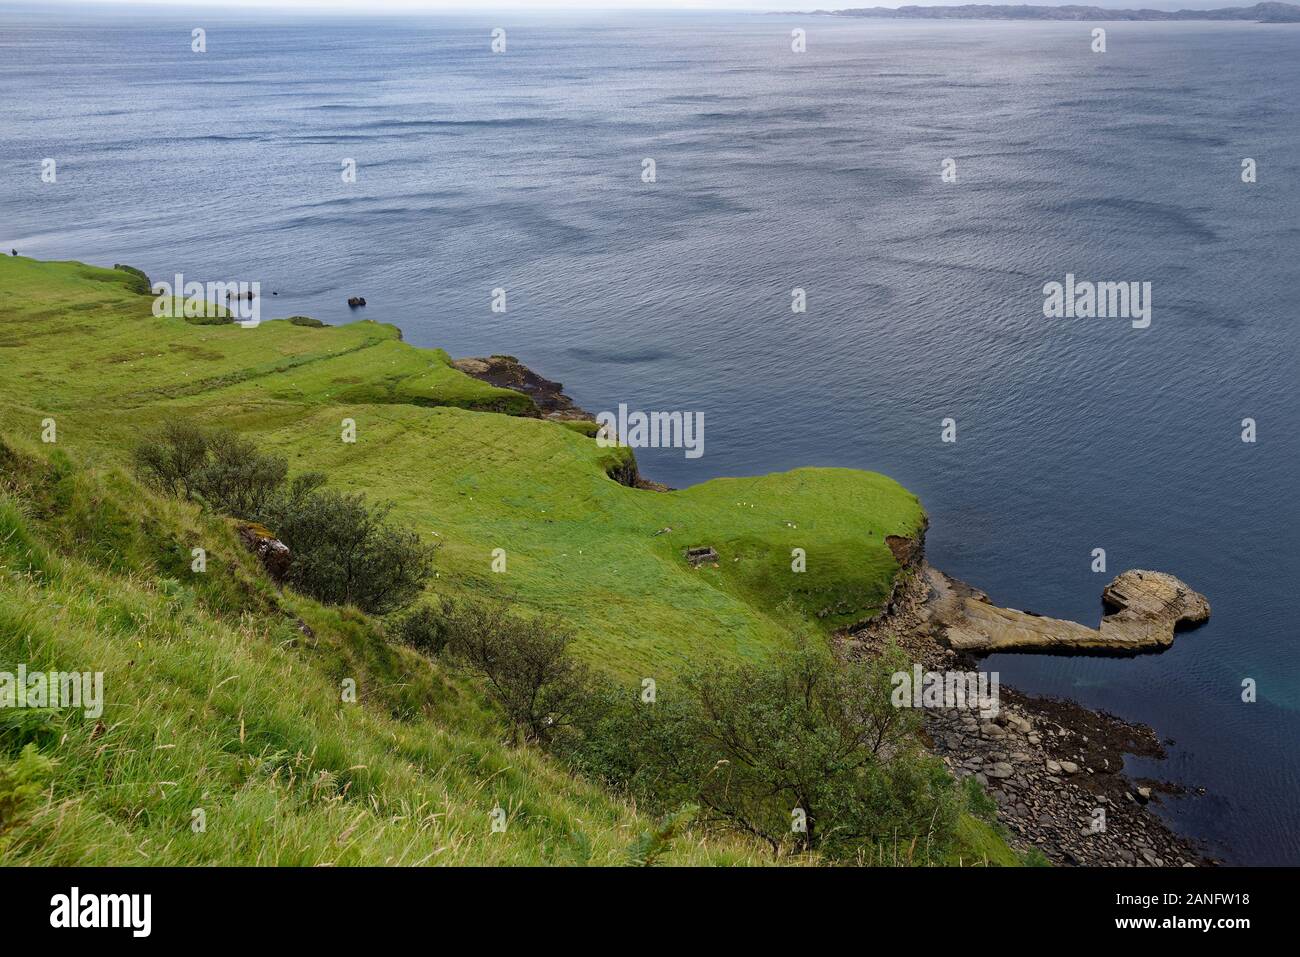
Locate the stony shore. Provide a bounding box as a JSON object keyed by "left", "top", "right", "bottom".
{"left": 455, "top": 352, "right": 1210, "bottom": 865}
{"left": 846, "top": 561, "right": 1212, "bottom": 867}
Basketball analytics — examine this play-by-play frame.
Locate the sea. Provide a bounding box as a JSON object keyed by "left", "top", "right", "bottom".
{"left": 1, "top": 7, "right": 1297, "bottom": 864}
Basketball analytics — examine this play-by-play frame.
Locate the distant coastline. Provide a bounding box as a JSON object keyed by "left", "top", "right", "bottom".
{"left": 797, "top": 3, "right": 1300, "bottom": 22}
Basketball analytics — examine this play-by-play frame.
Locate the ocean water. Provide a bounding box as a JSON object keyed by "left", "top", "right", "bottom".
{"left": 1, "top": 9, "right": 1297, "bottom": 864}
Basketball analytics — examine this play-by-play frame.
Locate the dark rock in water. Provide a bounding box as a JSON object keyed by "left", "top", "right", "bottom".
{"left": 236, "top": 521, "right": 291, "bottom": 583}
{"left": 685, "top": 546, "right": 718, "bottom": 567}
{"left": 347, "top": 296, "right": 367, "bottom": 307}
{"left": 452, "top": 354, "right": 588, "bottom": 420}
{"left": 225, "top": 289, "right": 256, "bottom": 301}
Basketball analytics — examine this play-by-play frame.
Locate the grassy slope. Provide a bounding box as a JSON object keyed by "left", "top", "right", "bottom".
{"left": 0, "top": 256, "right": 924, "bottom": 677}
{"left": 0, "top": 257, "right": 1020, "bottom": 866}
{"left": 0, "top": 435, "right": 766, "bottom": 865}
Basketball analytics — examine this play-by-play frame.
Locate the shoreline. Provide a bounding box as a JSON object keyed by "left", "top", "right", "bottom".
{"left": 22, "top": 257, "right": 1212, "bottom": 867}
{"left": 846, "top": 554, "right": 1213, "bottom": 866}
{"left": 468, "top": 351, "right": 1214, "bottom": 866}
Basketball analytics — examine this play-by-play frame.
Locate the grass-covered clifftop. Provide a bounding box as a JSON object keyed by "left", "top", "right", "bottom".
{"left": 0, "top": 434, "right": 766, "bottom": 865}
{"left": 0, "top": 256, "right": 1023, "bottom": 867}
{"left": 0, "top": 256, "right": 924, "bottom": 676}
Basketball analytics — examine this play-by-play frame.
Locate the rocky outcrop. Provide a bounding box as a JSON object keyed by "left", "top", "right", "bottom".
{"left": 927, "top": 688, "right": 1208, "bottom": 866}
{"left": 918, "top": 566, "right": 1208, "bottom": 654}
{"left": 452, "top": 354, "right": 672, "bottom": 492}
{"left": 236, "top": 521, "right": 291, "bottom": 583}
{"left": 841, "top": 569, "right": 1212, "bottom": 866}
{"left": 452, "top": 354, "right": 590, "bottom": 421}
{"left": 347, "top": 296, "right": 366, "bottom": 307}
{"left": 1100, "top": 570, "right": 1211, "bottom": 645}
{"left": 885, "top": 532, "right": 924, "bottom": 567}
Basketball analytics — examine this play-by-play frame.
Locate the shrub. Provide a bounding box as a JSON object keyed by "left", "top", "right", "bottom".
{"left": 133, "top": 422, "right": 434, "bottom": 614}
{"left": 440, "top": 599, "right": 587, "bottom": 744}
{"left": 132, "top": 420, "right": 210, "bottom": 500}
{"left": 196, "top": 429, "right": 287, "bottom": 518}
{"left": 132, "top": 420, "right": 285, "bottom": 517}
{"left": 260, "top": 484, "right": 435, "bottom": 615}
{"left": 393, "top": 599, "right": 453, "bottom": 656}
{"left": 558, "top": 645, "right": 962, "bottom": 862}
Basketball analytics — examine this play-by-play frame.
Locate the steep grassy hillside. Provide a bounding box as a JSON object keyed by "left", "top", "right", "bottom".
{"left": 0, "top": 258, "right": 1022, "bottom": 867}
{"left": 0, "top": 257, "right": 924, "bottom": 676}
{"left": 0, "top": 434, "right": 768, "bottom": 865}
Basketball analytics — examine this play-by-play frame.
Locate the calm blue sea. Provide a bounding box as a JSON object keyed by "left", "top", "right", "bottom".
{"left": 1, "top": 8, "right": 1297, "bottom": 864}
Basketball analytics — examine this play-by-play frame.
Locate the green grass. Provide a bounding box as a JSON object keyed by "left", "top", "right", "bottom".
{"left": 0, "top": 256, "right": 924, "bottom": 677}
{"left": 0, "top": 434, "right": 1011, "bottom": 866}
{"left": 0, "top": 435, "right": 767, "bottom": 865}
{"left": 0, "top": 256, "right": 1019, "bottom": 866}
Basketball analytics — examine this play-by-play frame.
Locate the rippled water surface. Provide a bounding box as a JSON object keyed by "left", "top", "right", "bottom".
{"left": 2, "top": 11, "right": 1297, "bottom": 863}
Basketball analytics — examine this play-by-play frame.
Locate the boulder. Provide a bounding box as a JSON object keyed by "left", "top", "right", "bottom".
{"left": 236, "top": 521, "right": 291, "bottom": 583}
{"left": 347, "top": 296, "right": 367, "bottom": 307}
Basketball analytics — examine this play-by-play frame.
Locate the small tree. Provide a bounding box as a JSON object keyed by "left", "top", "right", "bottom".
{"left": 261, "top": 487, "right": 436, "bottom": 615}
{"left": 195, "top": 429, "right": 286, "bottom": 518}
{"left": 132, "top": 421, "right": 286, "bottom": 518}
{"left": 560, "top": 644, "right": 960, "bottom": 862}
{"left": 133, "top": 419, "right": 209, "bottom": 500}
{"left": 442, "top": 599, "right": 587, "bottom": 745}
{"left": 394, "top": 598, "right": 454, "bottom": 656}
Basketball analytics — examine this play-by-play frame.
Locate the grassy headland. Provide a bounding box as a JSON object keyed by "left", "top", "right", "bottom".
{"left": 0, "top": 256, "right": 1019, "bottom": 866}
{"left": 0, "top": 256, "right": 923, "bottom": 676}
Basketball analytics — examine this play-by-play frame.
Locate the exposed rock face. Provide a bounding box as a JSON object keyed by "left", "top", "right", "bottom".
{"left": 236, "top": 521, "right": 291, "bottom": 583}
{"left": 922, "top": 566, "right": 1209, "bottom": 654}
{"left": 347, "top": 296, "right": 367, "bottom": 307}
{"left": 885, "top": 532, "right": 924, "bottom": 567}
{"left": 452, "top": 354, "right": 590, "bottom": 420}
{"left": 1100, "top": 569, "right": 1211, "bottom": 645}
{"left": 841, "top": 568, "right": 1211, "bottom": 866}
{"left": 452, "top": 354, "right": 672, "bottom": 492}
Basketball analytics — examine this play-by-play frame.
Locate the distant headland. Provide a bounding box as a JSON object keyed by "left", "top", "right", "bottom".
{"left": 799, "top": 3, "right": 1300, "bottom": 22}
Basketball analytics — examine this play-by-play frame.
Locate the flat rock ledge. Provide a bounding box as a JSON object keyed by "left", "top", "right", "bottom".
{"left": 924, "top": 567, "right": 1209, "bottom": 654}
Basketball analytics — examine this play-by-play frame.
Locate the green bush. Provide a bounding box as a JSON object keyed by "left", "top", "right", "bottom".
{"left": 440, "top": 598, "right": 588, "bottom": 745}
{"left": 134, "top": 422, "right": 434, "bottom": 614}
{"left": 260, "top": 482, "right": 436, "bottom": 615}
{"left": 393, "top": 599, "right": 453, "bottom": 656}
{"left": 558, "top": 645, "right": 963, "bottom": 863}
{"left": 132, "top": 420, "right": 285, "bottom": 517}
